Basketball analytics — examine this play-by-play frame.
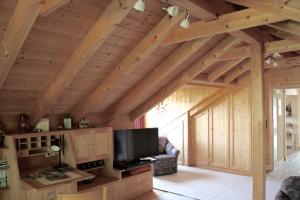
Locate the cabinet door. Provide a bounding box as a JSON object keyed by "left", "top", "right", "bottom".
{"left": 211, "top": 99, "right": 229, "bottom": 168}
{"left": 106, "top": 181, "right": 120, "bottom": 200}
{"left": 54, "top": 182, "right": 77, "bottom": 197}
{"left": 94, "top": 131, "right": 110, "bottom": 160}
{"left": 71, "top": 132, "right": 93, "bottom": 163}
{"left": 192, "top": 110, "right": 209, "bottom": 166}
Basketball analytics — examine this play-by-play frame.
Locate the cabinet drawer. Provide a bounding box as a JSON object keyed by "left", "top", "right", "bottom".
{"left": 123, "top": 171, "right": 152, "bottom": 186}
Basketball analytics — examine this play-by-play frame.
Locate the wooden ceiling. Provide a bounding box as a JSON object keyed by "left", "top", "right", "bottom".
{"left": 0, "top": 0, "right": 300, "bottom": 126}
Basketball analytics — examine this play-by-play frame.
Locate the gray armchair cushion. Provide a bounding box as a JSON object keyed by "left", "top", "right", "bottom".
{"left": 165, "top": 142, "right": 174, "bottom": 155}
{"left": 276, "top": 176, "right": 300, "bottom": 200}
{"left": 159, "top": 137, "right": 168, "bottom": 154}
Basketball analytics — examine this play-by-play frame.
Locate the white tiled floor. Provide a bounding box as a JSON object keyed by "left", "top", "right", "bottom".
{"left": 153, "top": 151, "right": 300, "bottom": 200}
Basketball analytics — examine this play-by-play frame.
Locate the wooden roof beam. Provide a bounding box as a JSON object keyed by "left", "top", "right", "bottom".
{"left": 262, "top": 26, "right": 300, "bottom": 43}
{"left": 163, "top": 8, "right": 285, "bottom": 46}
{"left": 40, "top": 0, "right": 71, "bottom": 17}
{"left": 100, "top": 37, "right": 213, "bottom": 123}
{"left": 130, "top": 35, "right": 240, "bottom": 120}
{"left": 226, "top": 0, "right": 300, "bottom": 22}
{"left": 224, "top": 56, "right": 300, "bottom": 83}
{"left": 207, "top": 58, "right": 244, "bottom": 81}
{"left": 0, "top": 0, "right": 44, "bottom": 89}
{"left": 189, "top": 79, "right": 235, "bottom": 88}
{"left": 71, "top": 12, "right": 185, "bottom": 122}
{"left": 269, "top": 21, "right": 300, "bottom": 37}
{"left": 168, "top": 0, "right": 217, "bottom": 20}
{"left": 30, "top": 0, "right": 136, "bottom": 125}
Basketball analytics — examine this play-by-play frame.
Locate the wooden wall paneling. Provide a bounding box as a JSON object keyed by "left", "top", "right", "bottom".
{"left": 71, "top": 12, "right": 185, "bottom": 122}
{"left": 226, "top": 0, "right": 300, "bottom": 22}
{"left": 30, "top": 0, "right": 136, "bottom": 125}
{"left": 211, "top": 98, "right": 230, "bottom": 168}
{"left": 0, "top": 0, "right": 42, "bottom": 89}
{"left": 230, "top": 86, "right": 251, "bottom": 172}
{"left": 130, "top": 35, "right": 240, "bottom": 120}
{"left": 101, "top": 37, "right": 212, "bottom": 123}
{"left": 162, "top": 8, "right": 284, "bottom": 45}
{"left": 250, "top": 43, "right": 265, "bottom": 200}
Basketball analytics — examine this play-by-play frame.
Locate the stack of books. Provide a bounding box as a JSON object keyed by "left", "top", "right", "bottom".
{"left": 0, "top": 160, "right": 8, "bottom": 188}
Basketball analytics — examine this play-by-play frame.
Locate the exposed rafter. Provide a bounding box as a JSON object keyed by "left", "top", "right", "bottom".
{"left": 265, "top": 39, "right": 300, "bottom": 54}
{"left": 269, "top": 21, "right": 300, "bottom": 37}
{"left": 224, "top": 56, "right": 300, "bottom": 83}
{"left": 226, "top": 0, "right": 300, "bottom": 22}
{"left": 216, "top": 46, "right": 251, "bottom": 62}
{"left": 100, "top": 37, "right": 212, "bottom": 123}
{"left": 40, "top": 0, "right": 71, "bottom": 16}
{"left": 71, "top": 12, "right": 185, "bottom": 122}
{"left": 189, "top": 78, "right": 235, "bottom": 87}
{"left": 0, "top": 0, "right": 43, "bottom": 89}
{"left": 207, "top": 59, "right": 244, "bottom": 81}
{"left": 263, "top": 26, "right": 300, "bottom": 43}
{"left": 30, "top": 0, "right": 136, "bottom": 125}
{"left": 163, "top": 8, "right": 284, "bottom": 46}
{"left": 130, "top": 35, "right": 240, "bottom": 120}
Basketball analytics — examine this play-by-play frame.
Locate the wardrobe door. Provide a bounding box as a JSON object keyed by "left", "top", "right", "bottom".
{"left": 231, "top": 87, "right": 251, "bottom": 172}
{"left": 211, "top": 99, "right": 229, "bottom": 168}
{"left": 192, "top": 110, "right": 209, "bottom": 166}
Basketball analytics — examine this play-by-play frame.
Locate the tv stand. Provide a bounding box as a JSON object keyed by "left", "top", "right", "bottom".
{"left": 113, "top": 158, "right": 155, "bottom": 170}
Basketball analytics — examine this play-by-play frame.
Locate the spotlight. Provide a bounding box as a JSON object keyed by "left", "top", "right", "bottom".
{"left": 163, "top": 5, "right": 179, "bottom": 17}
{"left": 180, "top": 13, "right": 190, "bottom": 29}
{"left": 134, "top": 0, "right": 145, "bottom": 12}
{"left": 265, "top": 56, "right": 272, "bottom": 65}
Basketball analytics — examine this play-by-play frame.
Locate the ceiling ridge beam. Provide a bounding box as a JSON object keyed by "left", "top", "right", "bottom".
{"left": 40, "top": 0, "right": 71, "bottom": 16}
{"left": 226, "top": 0, "right": 300, "bottom": 22}
{"left": 100, "top": 37, "right": 213, "bottom": 123}
{"left": 207, "top": 58, "right": 244, "bottom": 81}
{"left": 162, "top": 8, "right": 285, "bottom": 46}
{"left": 71, "top": 12, "right": 185, "bottom": 122}
{"left": 30, "top": 0, "right": 136, "bottom": 125}
{"left": 0, "top": 0, "right": 44, "bottom": 89}
{"left": 130, "top": 35, "right": 240, "bottom": 120}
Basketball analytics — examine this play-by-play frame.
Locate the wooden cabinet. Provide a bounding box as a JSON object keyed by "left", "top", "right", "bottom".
{"left": 22, "top": 182, "right": 76, "bottom": 200}
{"left": 71, "top": 128, "right": 111, "bottom": 164}
{"left": 121, "top": 171, "right": 152, "bottom": 200}
{"left": 190, "top": 86, "right": 251, "bottom": 175}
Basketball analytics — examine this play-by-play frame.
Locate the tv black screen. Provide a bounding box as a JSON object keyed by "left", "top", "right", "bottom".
{"left": 114, "top": 128, "right": 159, "bottom": 163}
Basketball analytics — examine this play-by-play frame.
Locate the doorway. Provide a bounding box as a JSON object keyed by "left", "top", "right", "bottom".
{"left": 272, "top": 88, "right": 300, "bottom": 167}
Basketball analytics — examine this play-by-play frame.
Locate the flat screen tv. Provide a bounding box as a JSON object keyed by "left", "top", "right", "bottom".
{"left": 114, "top": 128, "right": 159, "bottom": 166}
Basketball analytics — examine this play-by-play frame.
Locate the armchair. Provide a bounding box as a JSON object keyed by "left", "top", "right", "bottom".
{"left": 153, "top": 137, "right": 180, "bottom": 176}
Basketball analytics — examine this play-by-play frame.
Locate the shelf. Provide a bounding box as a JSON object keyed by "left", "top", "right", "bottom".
{"left": 77, "top": 176, "right": 118, "bottom": 192}
{"left": 83, "top": 166, "right": 104, "bottom": 172}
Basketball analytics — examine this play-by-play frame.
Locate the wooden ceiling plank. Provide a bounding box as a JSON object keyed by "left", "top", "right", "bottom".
{"left": 269, "top": 21, "right": 300, "bottom": 37}
{"left": 30, "top": 0, "right": 136, "bottom": 125}
{"left": 226, "top": 0, "right": 300, "bottom": 22}
{"left": 230, "top": 30, "right": 260, "bottom": 44}
{"left": 208, "top": 58, "right": 244, "bottom": 81}
{"left": 216, "top": 46, "right": 251, "bottom": 62}
{"left": 0, "top": 0, "right": 44, "bottom": 89}
{"left": 71, "top": 12, "right": 185, "bottom": 122}
{"left": 40, "top": 0, "right": 71, "bottom": 17}
{"left": 189, "top": 79, "right": 235, "bottom": 87}
{"left": 168, "top": 0, "right": 217, "bottom": 20}
{"left": 130, "top": 35, "right": 240, "bottom": 120}
{"left": 101, "top": 37, "right": 212, "bottom": 123}
{"left": 163, "top": 8, "right": 284, "bottom": 46}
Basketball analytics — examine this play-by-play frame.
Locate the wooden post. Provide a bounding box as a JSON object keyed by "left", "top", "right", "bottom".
{"left": 250, "top": 42, "right": 265, "bottom": 200}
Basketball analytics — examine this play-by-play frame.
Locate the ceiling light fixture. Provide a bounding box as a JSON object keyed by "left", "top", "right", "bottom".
{"left": 163, "top": 5, "right": 179, "bottom": 17}
{"left": 134, "top": 0, "right": 145, "bottom": 12}
{"left": 265, "top": 53, "right": 282, "bottom": 67}
{"left": 180, "top": 13, "right": 190, "bottom": 29}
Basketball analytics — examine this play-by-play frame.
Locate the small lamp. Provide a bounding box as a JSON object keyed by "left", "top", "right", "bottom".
{"left": 51, "top": 138, "right": 62, "bottom": 168}
{"left": 180, "top": 13, "right": 190, "bottom": 29}
{"left": 163, "top": 5, "right": 179, "bottom": 17}
{"left": 134, "top": 0, "right": 145, "bottom": 12}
